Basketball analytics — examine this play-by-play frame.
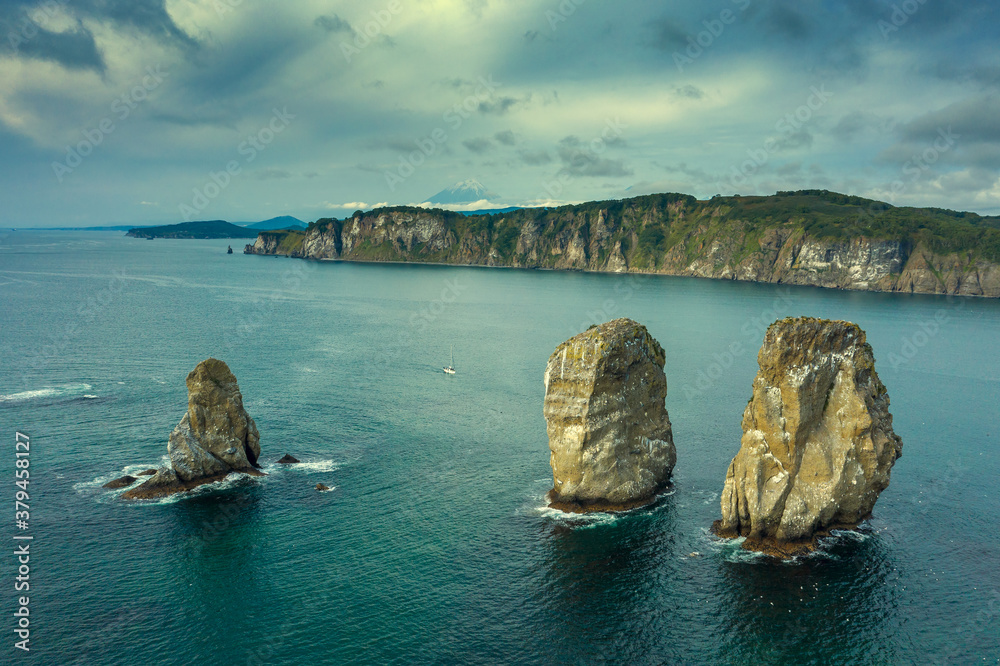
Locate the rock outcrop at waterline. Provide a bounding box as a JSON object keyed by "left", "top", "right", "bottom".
{"left": 123, "top": 359, "right": 263, "bottom": 500}
{"left": 102, "top": 475, "right": 136, "bottom": 489}
{"left": 713, "top": 317, "right": 903, "bottom": 556}
{"left": 243, "top": 191, "right": 1000, "bottom": 298}
{"left": 543, "top": 318, "right": 677, "bottom": 512}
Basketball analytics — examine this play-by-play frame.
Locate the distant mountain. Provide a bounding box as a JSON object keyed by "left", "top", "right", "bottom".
{"left": 244, "top": 216, "right": 306, "bottom": 230}
{"left": 126, "top": 220, "right": 259, "bottom": 239}
{"left": 424, "top": 179, "right": 499, "bottom": 205}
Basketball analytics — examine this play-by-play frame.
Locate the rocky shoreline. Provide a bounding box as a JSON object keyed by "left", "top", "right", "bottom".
{"left": 243, "top": 192, "right": 1000, "bottom": 298}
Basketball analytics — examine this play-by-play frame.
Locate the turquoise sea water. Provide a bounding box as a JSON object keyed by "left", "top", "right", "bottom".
{"left": 1, "top": 231, "right": 998, "bottom": 664}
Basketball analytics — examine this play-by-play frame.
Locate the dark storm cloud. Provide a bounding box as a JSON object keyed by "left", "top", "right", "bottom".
{"left": 874, "top": 95, "right": 1000, "bottom": 169}
{"left": 494, "top": 130, "right": 516, "bottom": 146}
{"left": 673, "top": 85, "right": 704, "bottom": 100}
{"left": 477, "top": 96, "right": 523, "bottom": 115}
{"left": 253, "top": 168, "right": 293, "bottom": 180}
{"left": 556, "top": 136, "right": 632, "bottom": 177}
{"left": 178, "top": 19, "right": 325, "bottom": 102}
{"left": 6, "top": 23, "right": 105, "bottom": 73}
{"left": 775, "top": 161, "right": 803, "bottom": 176}
{"left": 77, "top": 0, "right": 196, "bottom": 48}
{"left": 150, "top": 109, "right": 240, "bottom": 129}
{"left": 0, "top": 0, "right": 194, "bottom": 73}
{"left": 370, "top": 137, "right": 427, "bottom": 153}
{"left": 462, "top": 137, "right": 493, "bottom": 153}
{"left": 660, "top": 162, "right": 715, "bottom": 181}
{"left": 923, "top": 62, "right": 1000, "bottom": 90}
{"left": 899, "top": 95, "right": 1000, "bottom": 144}
{"left": 518, "top": 149, "right": 551, "bottom": 165}
{"left": 649, "top": 18, "right": 688, "bottom": 51}
{"left": 775, "top": 129, "right": 813, "bottom": 151}
{"left": 760, "top": 3, "right": 810, "bottom": 40}
{"left": 4, "top": 0, "right": 1000, "bottom": 225}
{"left": 314, "top": 14, "right": 353, "bottom": 34}
{"left": 831, "top": 111, "right": 896, "bottom": 143}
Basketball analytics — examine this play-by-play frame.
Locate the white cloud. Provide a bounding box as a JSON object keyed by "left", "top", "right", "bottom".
{"left": 323, "top": 201, "right": 389, "bottom": 210}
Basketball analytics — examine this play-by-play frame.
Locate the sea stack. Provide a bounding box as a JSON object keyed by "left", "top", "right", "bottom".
{"left": 543, "top": 318, "right": 676, "bottom": 512}
{"left": 123, "top": 358, "right": 263, "bottom": 499}
{"left": 713, "top": 317, "right": 903, "bottom": 556}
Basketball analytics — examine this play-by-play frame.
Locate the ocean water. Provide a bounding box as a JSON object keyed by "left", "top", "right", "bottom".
{"left": 1, "top": 231, "right": 998, "bottom": 665}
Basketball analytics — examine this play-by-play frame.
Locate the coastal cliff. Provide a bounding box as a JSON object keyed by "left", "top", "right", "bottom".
{"left": 244, "top": 191, "right": 1000, "bottom": 298}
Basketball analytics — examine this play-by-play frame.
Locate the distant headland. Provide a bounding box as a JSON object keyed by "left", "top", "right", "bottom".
{"left": 126, "top": 220, "right": 258, "bottom": 239}
{"left": 125, "top": 216, "right": 305, "bottom": 239}
{"left": 241, "top": 190, "right": 1000, "bottom": 298}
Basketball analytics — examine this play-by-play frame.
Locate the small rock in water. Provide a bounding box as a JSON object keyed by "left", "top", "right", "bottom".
{"left": 315, "top": 483, "right": 330, "bottom": 491}
{"left": 138, "top": 469, "right": 158, "bottom": 476}
{"left": 276, "top": 454, "right": 300, "bottom": 464}
{"left": 103, "top": 475, "right": 137, "bottom": 489}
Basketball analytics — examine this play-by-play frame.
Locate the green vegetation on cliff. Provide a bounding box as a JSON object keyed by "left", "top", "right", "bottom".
{"left": 252, "top": 190, "right": 1000, "bottom": 280}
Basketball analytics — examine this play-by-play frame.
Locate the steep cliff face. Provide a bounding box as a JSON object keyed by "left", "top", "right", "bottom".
{"left": 123, "top": 358, "right": 263, "bottom": 500}
{"left": 340, "top": 211, "right": 453, "bottom": 257}
{"left": 543, "top": 318, "right": 676, "bottom": 512}
{"left": 244, "top": 193, "right": 1000, "bottom": 298}
{"left": 714, "top": 318, "right": 903, "bottom": 557}
{"left": 302, "top": 221, "right": 341, "bottom": 259}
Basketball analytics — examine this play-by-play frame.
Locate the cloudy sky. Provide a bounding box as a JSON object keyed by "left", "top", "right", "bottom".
{"left": 1, "top": 0, "right": 998, "bottom": 227}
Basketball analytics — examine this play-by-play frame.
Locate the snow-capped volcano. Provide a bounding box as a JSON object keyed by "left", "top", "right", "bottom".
{"left": 423, "top": 179, "right": 500, "bottom": 205}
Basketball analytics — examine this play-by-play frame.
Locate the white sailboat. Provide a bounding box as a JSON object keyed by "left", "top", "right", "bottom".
{"left": 443, "top": 345, "right": 456, "bottom": 375}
